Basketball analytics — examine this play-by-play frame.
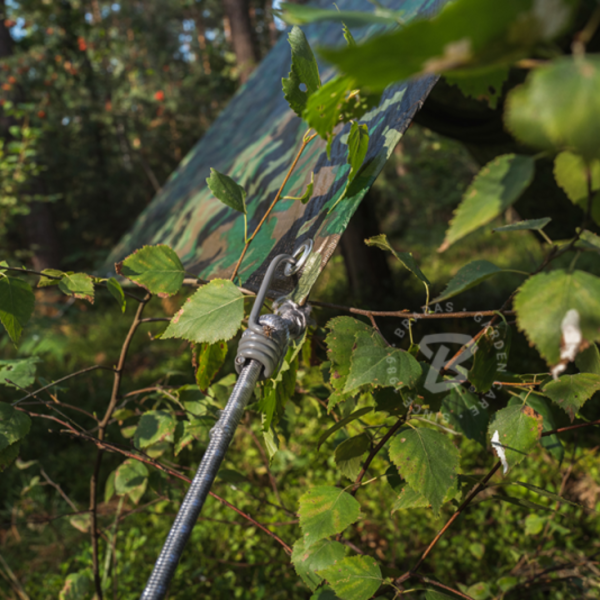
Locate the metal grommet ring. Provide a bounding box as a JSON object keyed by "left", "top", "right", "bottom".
{"left": 284, "top": 239, "right": 313, "bottom": 276}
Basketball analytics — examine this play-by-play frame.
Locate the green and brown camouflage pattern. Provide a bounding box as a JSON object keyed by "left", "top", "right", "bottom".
{"left": 105, "top": 0, "right": 443, "bottom": 302}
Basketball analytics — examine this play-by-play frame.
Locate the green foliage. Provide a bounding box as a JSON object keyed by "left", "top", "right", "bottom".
{"left": 391, "top": 482, "right": 429, "bottom": 512}
{"left": 278, "top": 3, "right": 399, "bottom": 27}
{"left": 444, "top": 66, "right": 509, "bottom": 109}
{"left": 514, "top": 270, "right": 600, "bottom": 365}
{"left": 195, "top": 341, "right": 228, "bottom": 390}
{"left": 318, "top": 555, "right": 382, "bottom": 600}
{"left": 389, "top": 426, "right": 460, "bottom": 514}
{"left": 292, "top": 538, "right": 346, "bottom": 591}
{"left": 488, "top": 404, "right": 542, "bottom": 472}
{"left": 0, "top": 275, "right": 35, "bottom": 344}
{"left": 439, "top": 154, "right": 535, "bottom": 251}
{"left": 134, "top": 410, "right": 177, "bottom": 449}
{"left": 0, "top": 356, "right": 40, "bottom": 389}
{"left": 365, "top": 233, "right": 430, "bottom": 285}
{"left": 116, "top": 244, "right": 185, "bottom": 298}
{"left": 107, "top": 277, "right": 126, "bottom": 313}
{"left": 114, "top": 459, "right": 149, "bottom": 505}
{"left": 0, "top": 403, "right": 31, "bottom": 468}
{"left": 493, "top": 218, "right": 552, "bottom": 233}
{"left": 346, "top": 122, "right": 369, "bottom": 187}
{"left": 318, "top": 0, "right": 576, "bottom": 91}
{"left": 298, "top": 486, "right": 361, "bottom": 547}
{"left": 59, "top": 570, "right": 93, "bottom": 600}
{"left": 433, "top": 260, "right": 509, "bottom": 303}
{"left": 58, "top": 272, "right": 95, "bottom": 303}
{"left": 345, "top": 331, "right": 421, "bottom": 393}
{"left": 163, "top": 279, "right": 244, "bottom": 344}
{"left": 506, "top": 57, "right": 600, "bottom": 161}
{"left": 542, "top": 373, "right": 600, "bottom": 422}
{"left": 334, "top": 433, "right": 370, "bottom": 480}
{"left": 442, "top": 385, "right": 489, "bottom": 445}
{"left": 282, "top": 26, "right": 321, "bottom": 118}
{"left": 206, "top": 168, "right": 248, "bottom": 214}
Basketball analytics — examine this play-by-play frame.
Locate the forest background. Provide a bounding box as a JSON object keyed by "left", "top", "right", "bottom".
{"left": 1, "top": 1, "right": 600, "bottom": 600}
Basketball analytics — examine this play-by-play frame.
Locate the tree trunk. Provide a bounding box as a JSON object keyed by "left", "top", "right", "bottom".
{"left": 223, "top": 0, "right": 259, "bottom": 83}
{"left": 340, "top": 190, "right": 395, "bottom": 306}
{"left": 0, "top": 3, "right": 62, "bottom": 269}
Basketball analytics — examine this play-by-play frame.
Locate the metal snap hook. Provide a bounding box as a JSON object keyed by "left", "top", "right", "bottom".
{"left": 284, "top": 239, "right": 313, "bottom": 276}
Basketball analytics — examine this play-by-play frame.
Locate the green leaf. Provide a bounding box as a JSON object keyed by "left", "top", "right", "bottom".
{"left": 493, "top": 218, "right": 552, "bottom": 233}
{"left": 163, "top": 279, "right": 244, "bottom": 344}
{"left": 469, "top": 321, "right": 511, "bottom": 393}
{"left": 0, "top": 356, "right": 41, "bottom": 389}
{"left": 579, "top": 230, "right": 600, "bottom": 252}
{"left": 0, "top": 402, "right": 31, "bottom": 453}
{"left": 346, "top": 122, "right": 369, "bottom": 185}
{"left": 114, "top": 459, "right": 148, "bottom": 504}
{"left": 134, "top": 410, "right": 177, "bottom": 449}
{"left": 303, "top": 75, "right": 380, "bottom": 141}
{"left": 318, "top": 555, "right": 382, "bottom": 600}
{"left": 506, "top": 57, "right": 600, "bottom": 161}
{"left": 173, "top": 417, "right": 212, "bottom": 456}
{"left": 116, "top": 244, "right": 185, "bottom": 298}
{"left": 442, "top": 386, "right": 489, "bottom": 446}
{"left": 365, "top": 234, "right": 430, "bottom": 285}
{"left": 344, "top": 331, "right": 422, "bottom": 394}
{"left": 542, "top": 373, "right": 600, "bottom": 422}
{"left": 37, "top": 268, "right": 64, "bottom": 288}
{"left": 319, "top": 0, "right": 576, "bottom": 92}
{"left": 439, "top": 154, "right": 535, "bottom": 251}
{"left": 520, "top": 393, "right": 564, "bottom": 463}
{"left": 444, "top": 65, "right": 509, "bottom": 109}
{"left": 278, "top": 4, "right": 399, "bottom": 27}
{"left": 195, "top": 341, "right": 228, "bottom": 390}
{"left": 298, "top": 485, "right": 361, "bottom": 547}
{"left": 58, "top": 273, "right": 95, "bottom": 303}
{"left": 104, "top": 470, "right": 116, "bottom": 504}
{"left": 311, "top": 587, "right": 340, "bottom": 600}
{"left": 425, "top": 591, "right": 456, "bottom": 600}
{"left": 488, "top": 404, "right": 542, "bottom": 472}
{"left": 59, "top": 570, "right": 93, "bottom": 600}
{"left": 206, "top": 168, "right": 247, "bottom": 214}
{"left": 553, "top": 152, "right": 600, "bottom": 224}
{"left": 576, "top": 344, "right": 600, "bottom": 375}
{"left": 514, "top": 270, "right": 600, "bottom": 365}
{"left": 524, "top": 514, "right": 546, "bottom": 535}
{"left": 284, "top": 172, "right": 314, "bottom": 204}
{"left": 391, "top": 482, "right": 430, "bottom": 512}
{"left": 292, "top": 538, "right": 346, "bottom": 591}
{"left": 282, "top": 26, "right": 321, "bottom": 118}
{"left": 335, "top": 433, "right": 370, "bottom": 480}
{"left": 0, "top": 441, "right": 21, "bottom": 471}
{"left": 107, "top": 277, "right": 126, "bottom": 313}
{"left": 389, "top": 427, "right": 460, "bottom": 514}
{"left": 0, "top": 275, "right": 35, "bottom": 344}
{"left": 432, "top": 260, "right": 508, "bottom": 303}
{"left": 318, "top": 407, "right": 373, "bottom": 450}
{"left": 326, "top": 317, "right": 371, "bottom": 397}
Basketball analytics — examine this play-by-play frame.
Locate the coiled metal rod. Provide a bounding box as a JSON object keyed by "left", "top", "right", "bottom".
{"left": 140, "top": 360, "right": 262, "bottom": 600}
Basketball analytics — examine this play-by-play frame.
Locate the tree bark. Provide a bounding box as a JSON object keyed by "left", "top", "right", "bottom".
{"left": 223, "top": 0, "right": 259, "bottom": 83}
{"left": 340, "top": 190, "right": 395, "bottom": 306}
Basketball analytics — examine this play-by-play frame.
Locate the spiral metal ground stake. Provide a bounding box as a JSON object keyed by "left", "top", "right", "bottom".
{"left": 141, "top": 242, "right": 312, "bottom": 600}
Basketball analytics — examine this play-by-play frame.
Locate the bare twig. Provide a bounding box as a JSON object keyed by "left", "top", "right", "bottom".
{"left": 89, "top": 293, "right": 151, "bottom": 598}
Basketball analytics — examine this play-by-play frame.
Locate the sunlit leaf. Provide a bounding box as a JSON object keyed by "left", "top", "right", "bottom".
{"left": 107, "top": 277, "right": 126, "bottom": 313}
{"left": 134, "top": 410, "right": 177, "bottom": 449}
{"left": 335, "top": 433, "right": 370, "bottom": 480}
{"left": 0, "top": 402, "right": 31, "bottom": 453}
{"left": 116, "top": 244, "right": 185, "bottom": 298}
{"left": 282, "top": 26, "right": 321, "bottom": 118}
{"left": 58, "top": 272, "right": 95, "bottom": 303}
{"left": 439, "top": 154, "right": 535, "bottom": 251}
{"left": 318, "top": 555, "right": 382, "bottom": 600}
{"left": 389, "top": 426, "right": 459, "bottom": 514}
{"left": 292, "top": 538, "right": 346, "bottom": 591}
{"left": 493, "top": 218, "right": 552, "bottom": 233}
{"left": 114, "top": 459, "right": 148, "bottom": 504}
{"left": 0, "top": 356, "right": 41, "bottom": 389}
{"left": 365, "top": 234, "right": 429, "bottom": 284}
{"left": 514, "top": 270, "right": 600, "bottom": 365}
{"left": 444, "top": 65, "right": 509, "bottom": 109}
{"left": 163, "top": 279, "right": 244, "bottom": 344}
{"left": 298, "top": 485, "right": 361, "bottom": 547}
{"left": 542, "top": 373, "right": 600, "bottom": 422}
{"left": 195, "top": 341, "right": 228, "bottom": 390}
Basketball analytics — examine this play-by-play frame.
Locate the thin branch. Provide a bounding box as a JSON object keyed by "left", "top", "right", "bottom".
{"left": 542, "top": 418, "right": 600, "bottom": 437}
{"left": 413, "top": 574, "right": 476, "bottom": 600}
{"left": 351, "top": 418, "right": 405, "bottom": 495}
{"left": 230, "top": 131, "right": 317, "bottom": 282}
{"left": 12, "top": 365, "right": 115, "bottom": 406}
{"left": 409, "top": 461, "right": 501, "bottom": 575}
{"left": 89, "top": 293, "right": 151, "bottom": 599}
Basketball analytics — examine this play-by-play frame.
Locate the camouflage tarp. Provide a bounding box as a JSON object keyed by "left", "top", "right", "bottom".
{"left": 105, "top": 0, "right": 442, "bottom": 301}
